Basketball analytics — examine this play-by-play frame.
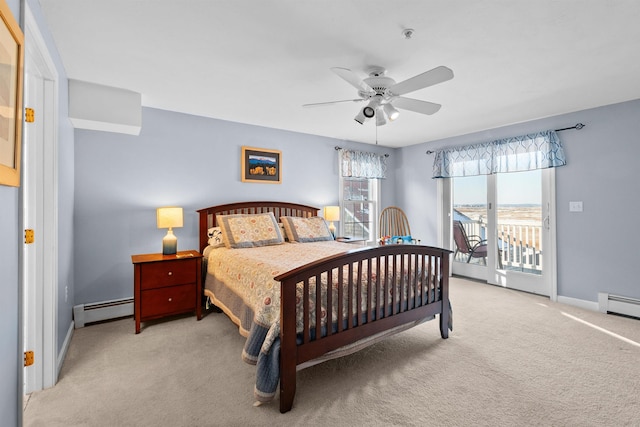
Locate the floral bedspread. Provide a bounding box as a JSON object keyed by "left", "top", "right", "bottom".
{"left": 206, "top": 241, "right": 353, "bottom": 332}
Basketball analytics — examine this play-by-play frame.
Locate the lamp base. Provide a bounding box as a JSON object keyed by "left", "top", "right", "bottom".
{"left": 162, "top": 229, "right": 177, "bottom": 255}
{"left": 328, "top": 222, "right": 336, "bottom": 238}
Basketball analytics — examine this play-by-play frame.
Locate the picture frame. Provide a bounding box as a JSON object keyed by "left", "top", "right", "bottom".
{"left": 241, "top": 146, "right": 282, "bottom": 184}
{"left": 0, "top": 0, "right": 24, "bottom": 187}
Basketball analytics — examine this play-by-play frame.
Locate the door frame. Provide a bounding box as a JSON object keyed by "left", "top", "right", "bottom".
{"left": 22, "top": 4, "right": 60, "bottom": 394}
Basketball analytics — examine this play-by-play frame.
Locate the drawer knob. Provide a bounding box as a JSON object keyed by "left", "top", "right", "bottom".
{"left": 168, "top": 298, "right": 172, "bottom": 302}
{"left": 168, "top": 271, "right": 173, "bottom": 276}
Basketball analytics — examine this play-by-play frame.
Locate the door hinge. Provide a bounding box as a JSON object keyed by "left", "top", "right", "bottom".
{"left": 24, "top": 351, "right": 34, "bottom": 367}
{"left": 25, "top": 229, "right": 34, "bottom": 244}
{"left": 25, "top": 107, "right": 35, "bottom": 123}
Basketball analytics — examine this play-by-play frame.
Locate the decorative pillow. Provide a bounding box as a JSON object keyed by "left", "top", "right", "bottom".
{"left": 207, "top": 227, "right": 224, "bottom": 248}
{"left": 280, "top": 216, "right": 334, "bottom": 243}
{"left": 391, "top": 235, "right": 415, "bottom": 244}
{"left": 218, "top": 212, "right": 284, "bottom": 248}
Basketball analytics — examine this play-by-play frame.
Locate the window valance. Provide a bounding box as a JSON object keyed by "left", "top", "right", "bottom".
{"left": 432, "top": 130, "right": 566, "bottom": 178}
{"left": 340, "top": 149, "right": 387, "bottom": 179}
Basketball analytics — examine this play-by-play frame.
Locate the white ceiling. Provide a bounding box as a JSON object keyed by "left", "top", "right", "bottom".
{"left": 38, "top": 0, "right": 640, "bottom": 148}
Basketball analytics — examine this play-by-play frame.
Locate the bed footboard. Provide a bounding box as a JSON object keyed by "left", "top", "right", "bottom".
{"left": 275, "top": 244, "right": 451, "bottom": 413}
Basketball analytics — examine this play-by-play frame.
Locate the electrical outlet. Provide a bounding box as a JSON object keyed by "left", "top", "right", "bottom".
{"left": 569, "top": 201, "right": 583, "bottom": 212}
{"left": 65, "top": 285, "right": 68, "bottom": 303}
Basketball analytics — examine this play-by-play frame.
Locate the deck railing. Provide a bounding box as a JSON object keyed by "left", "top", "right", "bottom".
{"left": 456, "top": 221, "right": 542, "bottom": 274}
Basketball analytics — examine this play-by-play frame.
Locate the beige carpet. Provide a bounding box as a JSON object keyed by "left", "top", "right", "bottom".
{"left": 24, "top": 277, "right": 640, "bottom": 427}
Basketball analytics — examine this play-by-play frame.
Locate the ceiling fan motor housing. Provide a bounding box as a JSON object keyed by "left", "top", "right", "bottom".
{"left": 362, "top": 76, "right": 396, "bottom": 95}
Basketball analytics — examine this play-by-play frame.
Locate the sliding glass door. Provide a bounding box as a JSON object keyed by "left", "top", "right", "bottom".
{"left": 451, "top": 175, "right": 488, "bottom": 280}
{"left": 449, "top": 169, "right": 556, "bottom": 297}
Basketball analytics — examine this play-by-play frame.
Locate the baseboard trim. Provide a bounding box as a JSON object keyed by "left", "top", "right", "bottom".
{"left": 557, "top": 295, "right": 599, "bottom": 312}
{"left": 57, "top": 320, "right": 74, "bottom": 379}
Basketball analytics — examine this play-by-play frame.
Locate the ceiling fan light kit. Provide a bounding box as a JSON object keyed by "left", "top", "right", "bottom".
{"left": 305, "top": 63, "right": 454, "bottom": 127}
{"left": 363, "top": 105, "right": 376, "bottom": 118}
{"left": 383, "top": 103, "right": 400, "bottom": 121}
{"left": 354, "top": 109, "right": 368, "bottom": 125}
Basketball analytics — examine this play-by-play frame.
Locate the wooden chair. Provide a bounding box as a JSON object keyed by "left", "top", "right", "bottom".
{"left": 452, "top": 220, "right": 488, "bottom": 264}
{"left": 379, "top": 206, "right": 418, "bottom": 243}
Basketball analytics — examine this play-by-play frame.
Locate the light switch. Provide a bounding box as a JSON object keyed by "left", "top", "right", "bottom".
{"left": 569, "top": 201, "right": 583, "bottom": 212}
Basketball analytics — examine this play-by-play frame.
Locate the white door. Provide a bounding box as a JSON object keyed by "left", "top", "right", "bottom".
{"left": 22, "top": 6, "right": 59, "bottom": 393}
{"left": 448, "top": 169, "right": 556, "bottom": 297}
{"left": 22, "top": 70, "right": 44, "bottom": 394}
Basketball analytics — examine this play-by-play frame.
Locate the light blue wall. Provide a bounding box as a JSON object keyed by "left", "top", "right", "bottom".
{"left": 73, "top": 107, "right": 395, "bottom": 305}
{"left": 554, "top": 100, "right": 640, "bottom": 301}
{"left": 393, "top": 144, "right": 440, "bottom": 246}
{"left": 0, "top": 185, "right": 20, "bottom": 426}
{"left": 398, "top": 99, "right": 640, "bottom": 302}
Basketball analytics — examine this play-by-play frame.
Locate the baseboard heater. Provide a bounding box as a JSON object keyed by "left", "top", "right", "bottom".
{"left": 73, "top": 297, "right": 134, "bottom": 328}
{"left": 598, "top": 293, "right": 640, "bottom": 319}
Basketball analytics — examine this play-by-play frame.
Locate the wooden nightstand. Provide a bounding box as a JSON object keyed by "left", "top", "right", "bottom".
{"left": 131, "top": 250, "right": 203, "bottom": 333}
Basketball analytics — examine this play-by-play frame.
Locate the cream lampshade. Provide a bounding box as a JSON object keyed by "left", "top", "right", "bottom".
{"left": 157, "top": 207, "right": 183, "bottom": 255}
{"left": 323, "top": 206, "right": 340, "bottom": 237}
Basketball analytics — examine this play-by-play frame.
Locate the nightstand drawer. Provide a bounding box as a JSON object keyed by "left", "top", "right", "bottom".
{"left": 141, "top": 283, "right": 195, "bottom": 318}
{"left": 140, "top": 259, "right": 195, "bottom": 289}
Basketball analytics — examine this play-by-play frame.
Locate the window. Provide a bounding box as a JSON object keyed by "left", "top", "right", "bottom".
{"left": 337, "top": 148, "right": 386, "bottom": 242}
{"left": 339, "top": 176, "right": 379, "bottom": 242}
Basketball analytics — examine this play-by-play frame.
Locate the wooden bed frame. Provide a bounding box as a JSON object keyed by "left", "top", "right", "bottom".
{"left": 197, "top": 201, "right": 451, "bottom": 413}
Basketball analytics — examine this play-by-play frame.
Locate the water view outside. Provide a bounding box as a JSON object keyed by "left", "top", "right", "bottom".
{"left": 454, "top": 205, "right": 542, "bottom": 250}
{"left": 453, "top": 170, "right": 543, "bottom": 272}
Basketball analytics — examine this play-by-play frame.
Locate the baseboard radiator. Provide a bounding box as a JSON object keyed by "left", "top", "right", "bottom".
{"left": 73, "top": 297, "right": 134, "bottom": 328}
{"left": 598, "top": 293, "right": 640, "bottom": 319}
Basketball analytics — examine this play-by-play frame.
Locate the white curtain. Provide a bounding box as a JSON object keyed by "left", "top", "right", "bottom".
{"left": 432, "top": 130, "right": 566, "bottom": 178}
{"left": 340, "top": 149, "right": 387, "bottom": 179}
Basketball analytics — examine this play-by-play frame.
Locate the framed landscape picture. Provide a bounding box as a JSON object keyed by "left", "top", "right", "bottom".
{"left": 241, "top": 146, "right": 282, "bottom": 184}
{"left": 0, "top": 0, "right": 23, "bottom": 187}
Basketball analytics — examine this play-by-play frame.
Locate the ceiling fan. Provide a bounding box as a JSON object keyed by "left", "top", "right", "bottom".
{"left": 303, "top": 65, "right": 454, "bottom": 126}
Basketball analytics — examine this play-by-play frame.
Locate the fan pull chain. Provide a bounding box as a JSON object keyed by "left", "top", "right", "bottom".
{"left": 375, "top": 122, "right": 378, "bottom": 145}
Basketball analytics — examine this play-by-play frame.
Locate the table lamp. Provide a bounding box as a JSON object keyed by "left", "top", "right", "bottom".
{"left": 157, "top": 207, "right": 183, "bottom": 255}
{"left": 323, "top": 206, "right": 340, "bottom": 238}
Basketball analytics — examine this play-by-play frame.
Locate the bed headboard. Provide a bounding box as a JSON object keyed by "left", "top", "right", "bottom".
{"left": 196, "top": 201, "right": 320, "bottom": 253}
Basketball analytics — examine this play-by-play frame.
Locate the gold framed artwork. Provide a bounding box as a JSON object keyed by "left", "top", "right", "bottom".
{"left": 241, "top": 146, "right": 282, "bottom": 184}
{"left": 0, "top": 0, "right": 24, "bottom": 187}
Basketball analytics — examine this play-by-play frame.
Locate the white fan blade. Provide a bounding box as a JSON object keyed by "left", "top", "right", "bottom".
{"left": 387, "top": 66, "right": 454, "bottom": 96}
{"left": 331, "top": 67, "right": 374, "bottom": 93}
{"left": 392, "top": 97, "right": 442, "bottom": 115}
{"left": 302, "top": 99, "right": 365, "bottom": 108}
